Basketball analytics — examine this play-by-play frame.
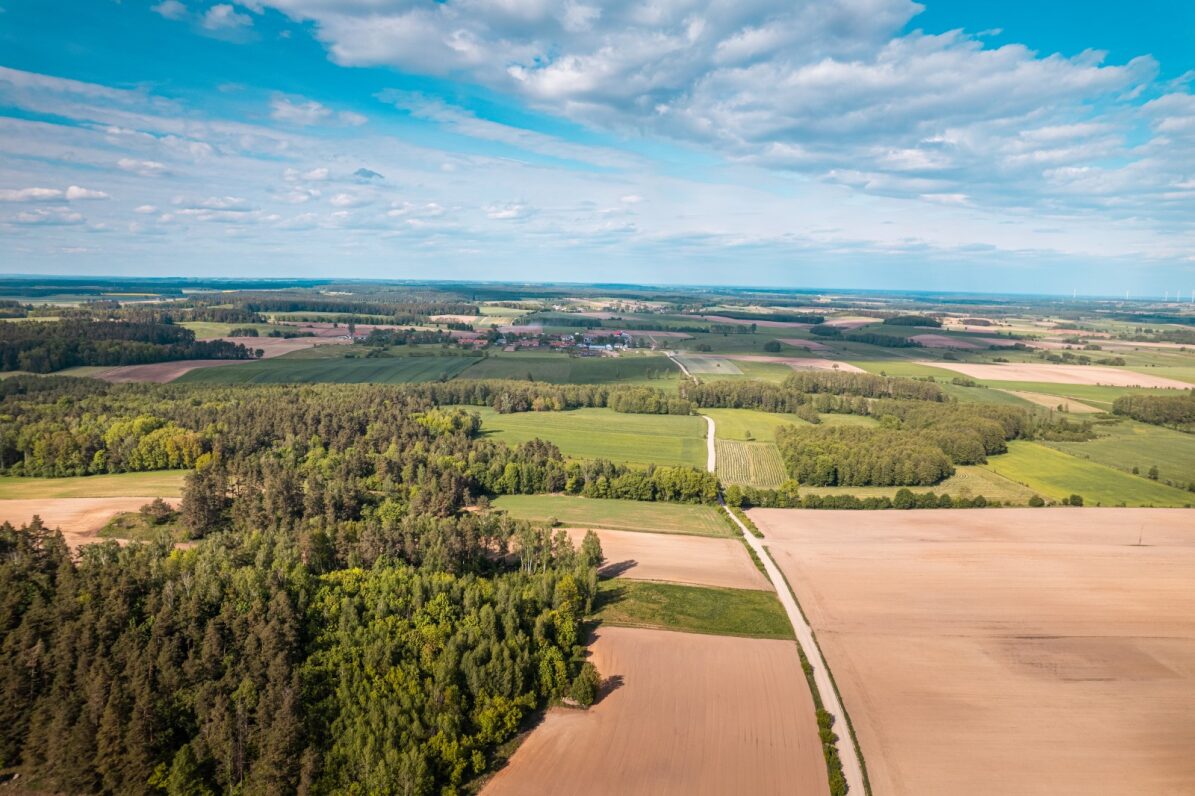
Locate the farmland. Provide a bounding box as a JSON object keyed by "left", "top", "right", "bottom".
{"left": 459, "top": 353, "right": 681, "bottom": 384}
{"left": 175, "top": 353, "right": 478, "bottom": 384}
{"left": 753, "top": 508, "right": 1195, "bottom": 796}
{"left": 492, "top": 495, "right": 731, "bottom": 536}
{"left": 482, "top": 627, "right": 829, "bottom": 796}
{"left": 701, "top": 407, "right": 809, "bottom": 440}
{"left": 798, "top": 464, "right": 1040, "bottom": 504}
{"left": 564, "top": 527, "right": 769, "bottom": 590}
{"left": 0, "top": 496, "right": 173, "bottom": 548}
{"left": 1045, "top": 418, "right": 1195, "bottom": 488}
{"left": 595, "top": 580, "right": 793, "bottom": 639}
{"left": 0, "top": 471, "right": 186, "bottom": 499}
{"left": 472, "top": 406, "right": 706, "bottom": 468}
{"left": 984, "top": 441, "right": 1193, "bottom": 506}
{"left": 715, "top": 439, "right": 788, "bottom": 488}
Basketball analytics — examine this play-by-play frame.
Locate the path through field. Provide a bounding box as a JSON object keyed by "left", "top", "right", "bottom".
{"left": 703, "top": 415, "right": 868, "bottom": 796}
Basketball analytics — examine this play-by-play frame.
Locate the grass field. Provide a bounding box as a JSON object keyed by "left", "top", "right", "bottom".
{"left": 0, "top": 471, "right": 186, "bottom": 499}
{"left": 851, "top": 360, "right": 959, "bottom": 379}
{"left": 458, "top": 353, "right": 680, "bottom": 384}
{"left": 715, "top": 439, "right": 788, "bottom": 488}
{"left": 799, "top": 465, "right": 1039, "bottom": 504}
{"left": 180, "top": 321, "right": 286, "bottom": 339}
{"left": 471, "top": 407, "right": 706, "bottom": 468}
{"left": 1045, "top": 418, "right": 1195, "bottom": 488}
{"left": 175, "top": 354, "right": 477, "bottom": 384}
{"left": 1130, "top": 366, "right": 1195, "bottom": 385}
{"left": 983, "top": 441, "right": 1193, "bottom": 506}
{"left": 594, "top": 580, "right": 794, "bottom": 639}
{"left": 98, "top": 510, "right": 185, "bottom": 542}
{"left": 492, "top": 495, "right": 730, "bottom": 536}
{"left": 972, "top": 381, "right": 1177, "bottom": 409}
{"left": 703, "top": 408, "right": 809, "bottom": 440}
{"left": 673, "top": 353, "right": 742, "bottom": 375}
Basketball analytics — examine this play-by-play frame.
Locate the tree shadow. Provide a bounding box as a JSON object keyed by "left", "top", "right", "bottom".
{"left": 596, "top": 674, "right": 625, "bottom": 704}
{"left": 598, "top": 558, "right": 637, "bottom": 578}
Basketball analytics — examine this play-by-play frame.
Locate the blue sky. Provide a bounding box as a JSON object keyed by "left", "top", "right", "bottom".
{"left": 1, "top": 0, "right": 1192, "bottom": 296}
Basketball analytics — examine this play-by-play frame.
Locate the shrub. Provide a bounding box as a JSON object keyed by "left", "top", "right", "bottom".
{"left": 1028, "top": 494, "right": 1045, "bottom": 507}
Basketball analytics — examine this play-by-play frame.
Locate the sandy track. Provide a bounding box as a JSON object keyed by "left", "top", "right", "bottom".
{"left": 1002, "top": 390, "right": 1102, "bottom": 413}
{"left": 917, "top": 361, "right": 1192, "bottom": 388}
{"left": 0, "top": 497, "right": 171, "bottom": 548}
{"left": 483, "top": 626, "right": 829, "bottom": 796}
{"left": 723, "top": 354, "right": 866, "bottom": 373}
{"left": 563, "top": 527, "right": 769, "bottom": 591}
{"left": 751, "top": 508, "right": 1195, "bottom": 796}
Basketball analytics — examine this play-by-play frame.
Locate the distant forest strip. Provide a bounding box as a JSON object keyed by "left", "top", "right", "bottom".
{"left": 1113, "top": 391, "right": 1195, "bottom": 432}
{"left": 0, "top": 319, "right": 252, "bottom": 373}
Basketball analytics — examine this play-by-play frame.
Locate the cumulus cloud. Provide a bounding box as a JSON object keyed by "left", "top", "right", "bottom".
{"left": 134, "top": 204, "right": 159, "bottom": 214}
{"left": 485, "top": 201, "right": 533, "bottom": 220}
{"left": 271, "top": 96, "right": 366, "bottom": 127}
{"left": 117, "top": 158, "right": 169, "bottom": 177}
{"left": 12, "top": 207, "right": 85, "bottom": 225}
{"left": 202, "top": 4, "right": 252, "bottom": 31}
{"left": 0, "top": 185, "right": 108, "bottom": 201}
{"left": 329, "top": 192, "right": 372, "bottom": 208}
{"left": 151, "top": 0, "right": 188, "bottom": 21}
{"left": 65, "top": 185, "right": 109, "bottom": 200}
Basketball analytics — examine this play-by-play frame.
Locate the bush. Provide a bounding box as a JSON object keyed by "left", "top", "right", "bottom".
{"left": 762, "top": 340, "right": 782, "bottom": 352}
{"left": 569, "top": 662, "right": 602, "bottom": 708}
{"left": 1068, "top": 494, "right": 1084, "bottom": 506}
{"left": 1028, "top": 494, "right": 1045, "bottom": 507}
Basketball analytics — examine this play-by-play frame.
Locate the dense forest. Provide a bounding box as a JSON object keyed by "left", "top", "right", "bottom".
{"left": 0, "top": 320, "right": 252, "bottom": 373}
{"left": 776, "top": 425, "right": 955, "bottom": 486}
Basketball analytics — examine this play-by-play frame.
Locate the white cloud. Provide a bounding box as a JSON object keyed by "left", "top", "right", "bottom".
{"left": 485, "top": 201, "right": 533, "bottom": 220}
{"left": 330, "top": 192, "right": 371, "bottom": 208}
{"left": 0, "top": 187, "right": 64, "bottom": 202}
{"left": 134, "top": 204, "right": 159, "bottom": 214}
{"left": 339, "top": 110, "right": 368, "bottom": 126}
{"left": 619, "top": 194, "right": 643, "bottom": 204}
{"left": 271, "top": 97, "right": 331, "bottom": 125}
{"left": 65, "top": 185, "right": 109, "bottom": 200}
{"left": 202, "top": 4, "right": 252, "bottom": 31}
{"left": 12, "top": 207, "right": 85, "bottom": 225}
{"left": 151, "top": 0, "right": 187, "bottom": 21}
{"left": 117, "top": 158, "right": 169, "bottom": 177}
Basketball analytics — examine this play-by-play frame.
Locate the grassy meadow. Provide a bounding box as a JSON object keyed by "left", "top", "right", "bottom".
{"left": 492, "top": 495, "right": 730, "bottom": 537}
{"left": 0, "top": 470, "right": 187, "bottom": 499}
{"left": 594, "top": 580, "right": 794, "bottom": 640}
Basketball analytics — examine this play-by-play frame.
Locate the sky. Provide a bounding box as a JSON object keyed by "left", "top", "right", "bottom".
{"left": 0, "top": 0, "right": 1193, "bottom": 296}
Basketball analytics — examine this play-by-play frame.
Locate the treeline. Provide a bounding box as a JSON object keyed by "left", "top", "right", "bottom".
{"left": 702, "top": 310, "right": 825, "bottom": 324}
{"left": 360, "top": 328, "right": 456, "bottom": 346}
{"left": 409, "top": 379, "right": 695, "bottom": 415}
{"left": 725, "top": 484, "right": 1000, "bottom": 509}
{"left": 0, "top": 512, "right": 600, "bottom": 794}
{"left": 882, "top": 314, "right": 941, "bottom": 327}
{"left": 678, "top": 372, "right": 945, "bottom": 411}
{"left": 0, "top": 320, "right": 252, "bottom": 373}
{"left": 236, "top": 296, "right": 478, "bottom": 318}
{"left": 1112, "top": 391, "right": 1195, "bottom": 431}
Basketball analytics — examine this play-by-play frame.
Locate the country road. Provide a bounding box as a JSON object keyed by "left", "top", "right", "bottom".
{"left": 703, "top": 414, "right": 868, "bottom": 796}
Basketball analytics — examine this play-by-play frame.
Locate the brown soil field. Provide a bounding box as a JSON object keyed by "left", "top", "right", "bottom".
{"left": 724, "top": 354, "right": 866, "bottom": 373}
{"left": 0, "top": 497, "right": 172, "bottom": 548}
{"left": 778, "top": 337, "right": 831, "bottom": 351}
{"left": 749, "top": 507, "right": 1195, "bottom": 796}
{"left": 211, "top": 336, "right": 348, "bottom": 358}
{"left": 1002, "top": 390, "right": 1102, "bottom": 413}
{"left": 563, "top": 528, "right": 769, "bottom": 590}
{"left": 96, "top": 359, "right": 258, "bottom": 383}
{"left": 483, "top": 626, "right": 829, "bottom": 796}
{"left": 822, "top": 317, "right": 875, "bottom": 329}
{"left": 917, "top": 361, "right": 1192, "bottom": 388}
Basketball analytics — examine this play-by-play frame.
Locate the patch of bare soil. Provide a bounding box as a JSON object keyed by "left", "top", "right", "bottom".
{"left": 0, "top": 497, "right": 173, "bottom": 548}
{"left": 1002, "top": 390, "right": 1102, "bottom": 413}
{"left": 918, "top": 361, "right": 1192, "bottom": 388}
{"left": 723, "top": 354, "right": 866, "bottom": 373}
{"left": 483, "top": 626, "right": 829, "bottom": 796}
{"left": 563, "top": 528, "right": 769, "bottom": 590}
{"left": 750, "top": 507, "right": 1195, "bottom": 796}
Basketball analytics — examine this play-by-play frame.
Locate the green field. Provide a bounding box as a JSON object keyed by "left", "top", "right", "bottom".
{"left": 1129, "top": 366, "right": 1195, "bottom": 385}
{"left": 459, "top": 353, "right": 680, "bottom": 385}
{"left": 703, "top": 408, "right": 809, "bottom": 440}
{"left": 98, "top": 510, "right": 186, "bottom": 542}
{"left": 851, "top": 360, "right": 960, "bottom": 379}
{"left": 180, "top": 321, "right": 287, "bottom": 339}
{"left": 472, "top": 407, "right": 706, "bottom": 468}
{"left": 594, "top": 580, "right": 793, "bottom": 640}
{"left": 673, "top": 353, "right": 742, "bottom": 375}
{"left": 175, "top": 354, "right": 477, "bottom": 384}
{"left": 983, "top": 441, "right": 1193, "bottom": 507}
{"left": 1045, "top": 418, "right": 1195, "bottom": 488}
{"left": 0, "top": 470, "right": 187, "bottom": 499}
{"left": 799, "top": 465, "right": 1039, "bottom": 504}
{"left": 492, "top": 495, "right": 730, "bottom": 536}
{"left": 715, "top": 439, "right": 788, "bottom": 488}
{"left": 971, "top": 381, "right": 1168, "bottom": 410}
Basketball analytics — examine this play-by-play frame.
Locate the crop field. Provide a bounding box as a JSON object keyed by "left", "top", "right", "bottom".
{"left": 594, "top": 580, "right": 792, "bottom": 639}
{"left": 673, "top": 353, "right": 742, "bottom": 374}
{"left": 715, "top": 439, "right": 788, "bottom": 488}
{"left": 798, "top": 465, "right": 1039, "bottom": 504}
{"left": 959, "top": 380, "right": 1163, "bottom": 410}
{"left": 180, "top": 321, "right": 287, "bottom": 339}
{"left": 752, "top": 508, "right": 1195, "bottom": 796}
{"left": 491, "top": 495, "right": 730, "bottom": 537}
{"left": 1000, "top": 389, "right": 1101, "bottom": 412}
{"left": 702, "top": 407, "right": 809, "bottom": 440}
{"left": 1045, "top": 418, "right": 1195, "bottom": 488}
{"left": 175, "top": 354, "right": 477, "bottom": 384}
{"left": 459, "top": 353, "right": 680, "bottom": 384}
{"left": 984, "top": 441, "right": 1192, "bottom": 506}
{"left": 0, "top": 470, "right": 186, "bottom": 499}
{"left": 471, "top": 407, "right": 706, "bottom": 468}
{"left": 483, "top": 626, "right": 828, "bottom": 796}
{"left": 564, "top": 528, "right": 769, "bottom": 590}
{"left": 921, "top": 361, "right": 1193, "bottom": 388}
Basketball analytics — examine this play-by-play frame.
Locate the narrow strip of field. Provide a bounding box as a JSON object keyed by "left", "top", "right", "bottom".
{"left": 799, "top": 464, "right": 1039, "bottom": 505}
{"left": 983, "top": 441, "right": 1193, "bottom": 506}
{"left": 919, "top": 361, "right": 1192, "bottom": 388}
{"left": 701, "top": 407, "right": 809, "bottom": 440}
{"left": 1044, "top": 418, "right": 1195, "bottom": 487}
{"left": 715, "top": 439, "right": 787, "bottom": 488}
{"left": 596, "top": 580, "right": 792, "bottom": 638}
{"left": 751, "top": 508, "right": 1195, "bottom": 795}
{"left": 565, "top": 528, "right": 769, "bottom": 590}
{"left": 175, "top": 354, "right": 478, "bottom": 384}
{"left": 0, "top": 496, "right": 173, "bottom": 548}
{"left": 471, "top": 407, "right": 706, "bottom": 469}
{"left": 999, "top": 389, "right": 1102, "bottom": 413}
{"left": 482, "top": 626, "right": 828, "bottom": 796}
{"left": 492, "top": 495, "right": 731, "bottom": 537}
{"left": 0, "top": 471, "right": 186, "bottom": 499}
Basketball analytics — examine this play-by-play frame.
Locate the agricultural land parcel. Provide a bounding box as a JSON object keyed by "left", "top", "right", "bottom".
{"left": 751, "top": 508, "right": 1195, "bottom": 796}
{"left": 492, "top": 495, "right": 730, "bottom": 537}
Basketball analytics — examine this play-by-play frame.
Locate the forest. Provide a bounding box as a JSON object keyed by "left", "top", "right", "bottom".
{"left": 0, "top": 320, "right": 252, "bottom": 373}
{"left": 1113, "top": 391, "right": 1195, "bottom": 431}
